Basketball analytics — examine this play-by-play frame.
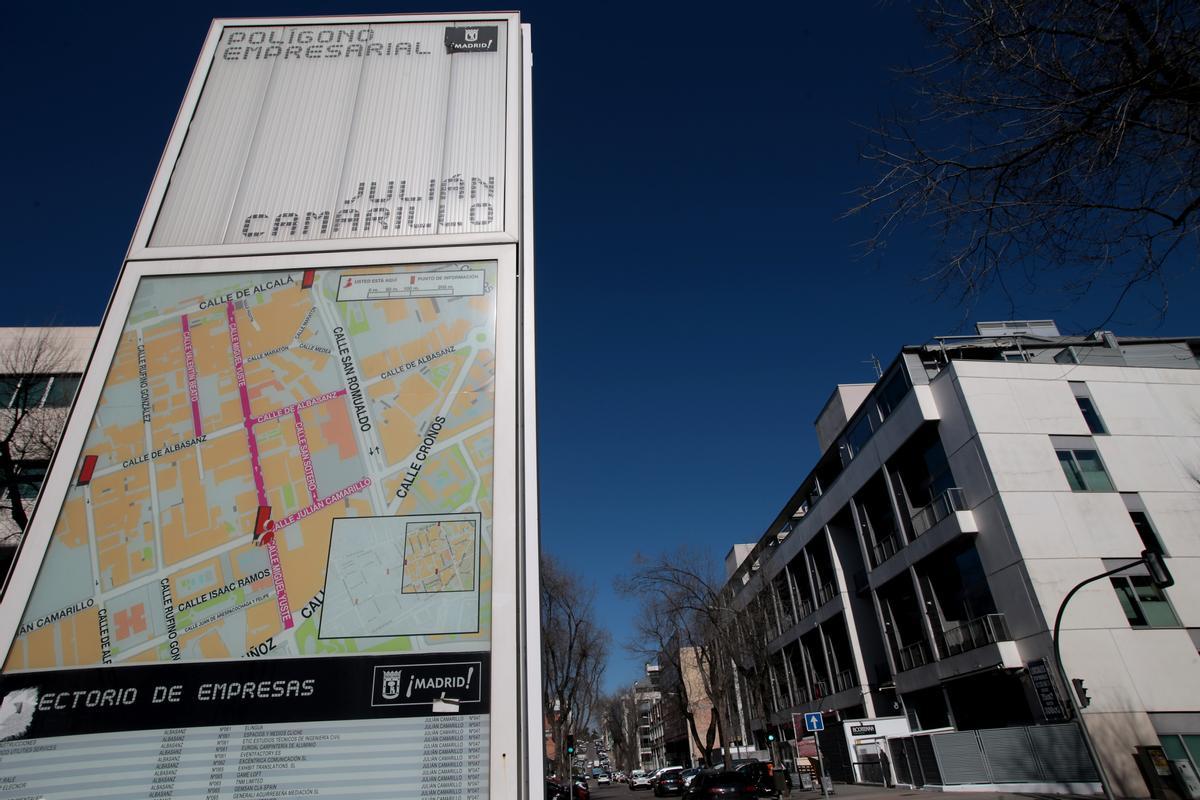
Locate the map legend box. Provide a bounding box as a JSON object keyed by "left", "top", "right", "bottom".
{"left": 320, "top": 513, "right": 483, "bottom": 640}
{"left": 336, "top": 268, "right": 485, "bottom": 302}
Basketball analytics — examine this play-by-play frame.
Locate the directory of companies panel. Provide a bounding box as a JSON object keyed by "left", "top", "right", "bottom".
{"left": 0, "top": 260, "right": 498, "bottom": 798}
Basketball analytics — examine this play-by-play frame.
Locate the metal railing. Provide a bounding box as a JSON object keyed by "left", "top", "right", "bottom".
{"left": 939, "top": 613, "right": 1010, "bottom": 657}
{"left": 834, "top": 668, "right": 857, "bottom": 693}
{"left": 910, "top": 487, "right": 967, "bottom": 537}
{"left": 817, "top": 581, "right": 837, "bottom": 606}
{"left": 871, "top": 532, "right": 901, "bottom": 567}
{"left": 898, "top": 640, "right": 932, "bottom": 672}
{"left": 799, "top": 597, "right": 815, "bottom": 619}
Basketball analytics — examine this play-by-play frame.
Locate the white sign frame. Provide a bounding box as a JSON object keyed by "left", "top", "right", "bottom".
{"left": 126, "top": 12, "right": 522, "bottom": 262}
{"left": 0, "top": 243, "right": 523, "bottom": 800}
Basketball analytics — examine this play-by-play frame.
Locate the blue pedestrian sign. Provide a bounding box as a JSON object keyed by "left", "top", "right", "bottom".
{"left": 804, "top": 712, "right": 825, "bottom": 732}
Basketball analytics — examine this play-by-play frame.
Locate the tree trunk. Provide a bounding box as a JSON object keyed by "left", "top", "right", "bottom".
{"left": 0, "top": 440, "right": 28, "bottom": 531}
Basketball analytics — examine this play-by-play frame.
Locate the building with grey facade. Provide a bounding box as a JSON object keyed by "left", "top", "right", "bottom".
{"left": 722, "top": 321, "right": 1200, "bottom": 797}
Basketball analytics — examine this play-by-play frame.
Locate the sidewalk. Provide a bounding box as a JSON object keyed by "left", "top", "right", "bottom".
{"left": 786, "top": 782, "right": 1098, "bottom": 800}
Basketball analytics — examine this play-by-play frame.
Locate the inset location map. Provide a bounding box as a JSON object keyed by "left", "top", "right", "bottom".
{"left": 5, "top": 261, "right": 496, "bottom": 672}
{"left": 321, "top": 512, "right": 480, "bottom": 638}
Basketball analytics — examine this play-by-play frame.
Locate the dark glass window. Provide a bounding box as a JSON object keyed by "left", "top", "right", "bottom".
{"left": 5, "top": 377, "right": 49, "bottom": 408}
{"left": 1056, "top": 449, "right": 1114, "bottom": 492}
{"left": 1075, "top": 396, "right": 1107, "bottom": 434}
{"left": 43, "top": 374, "right": 81, "bottom": 407}
{"left": 0, "top": 373, "right": 80, "bottom": 408}
{"left": 844, "top": 413, "right": 875, "bottom": 460}
{"left": 1111, "top": 575, "right": 1179, "bottom": 628}
{"left": 877, "top": 369, "right": 910, "bottom": 419}
{"left": 1129, "top": 511, "right": 1165, "bottom": 556}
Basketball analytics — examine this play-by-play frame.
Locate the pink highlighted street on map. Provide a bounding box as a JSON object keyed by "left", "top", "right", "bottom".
{"left": 181, "top": 315, "right": 202, "bottom": 437}
{"left": 295, "top": 411, "right": 319, "bottom": 504}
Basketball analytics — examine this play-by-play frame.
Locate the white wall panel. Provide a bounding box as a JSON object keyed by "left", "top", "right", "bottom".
{"left": 1142, "top": 492, "right": 1200, "bottom": 558}
{"left": 1110, "top": 628, "right": 1200, "bottom": 710}
{"left": 978, "top": 432, "right": 1067, "bottom": 492}
{"left": 150, "top": 21, "right": 508, "bottom": 247}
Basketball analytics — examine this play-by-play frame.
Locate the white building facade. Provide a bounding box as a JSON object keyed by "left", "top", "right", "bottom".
{"left": 724, "top": 321, "right": 1200, "bottom": 797}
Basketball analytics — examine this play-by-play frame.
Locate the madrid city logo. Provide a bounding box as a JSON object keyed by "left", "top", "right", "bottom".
{"left": 381, "top": 669, "right": 403, "bottom": 701}
{"left": 371, "top": 661, "right": 482, "bottom": 707}
{"left": 444, "top": 25, "right": 498, "bottom": 53}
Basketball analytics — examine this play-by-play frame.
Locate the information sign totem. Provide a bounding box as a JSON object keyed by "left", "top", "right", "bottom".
{"left": 0, "top": 13, "right": 539, "bottom": 799}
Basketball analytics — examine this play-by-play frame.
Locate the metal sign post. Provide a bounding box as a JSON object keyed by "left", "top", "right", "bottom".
{"left": 803, "top": 712, "right": 830, "bottom": 798}
{"left": 0, "top": 13, "right": 538, "bottom": 800}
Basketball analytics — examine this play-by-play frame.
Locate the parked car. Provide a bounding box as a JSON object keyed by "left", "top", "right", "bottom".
{"left": 649, "top": 766, "right": 683, "bottom": 790}
{"left": 680, "top": 768, "right": 703, "bottom": 788}
{"left": 653, "top": 768, "right": 685, "bottom": 796}
{"left": 547, "top": 778, "right": 591, "bottom": 800}
{"left": 734, "top": 762, "right": 779, "bottom": 797}
{"left": 631, "top": 771, "right": 654, "bottom": 791}
{"left": 598, "top": 774, "right": 611, "bottom": 785}
{"left": 682, "top": 771, "right": 760, "bottom": 799}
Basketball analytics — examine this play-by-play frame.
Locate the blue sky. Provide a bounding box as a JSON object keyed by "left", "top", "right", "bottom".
{"left": 3, "top": 1, "right": 1196, "bottom": 692}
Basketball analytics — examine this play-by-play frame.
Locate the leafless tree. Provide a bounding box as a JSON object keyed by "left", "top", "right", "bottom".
{"left": 621, "top": 547, "right": 766, "bottom": 770}
{"left": 849, "top": 0, "right": 1200, "bottom": 324}
{"left": 0, "top": 328, "right": 75, "bottom": 543}
{"left": 542, "top": 553, "right": 609, "bottom": 779}
{"left": 599, "top": 687, "right": 639, "bottom": 773}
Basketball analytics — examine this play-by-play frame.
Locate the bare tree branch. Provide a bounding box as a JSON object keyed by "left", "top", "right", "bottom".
{"left": 0, "top": 328, "right": 75, "bottom": 545}
{"left": 542, "top": 553, "right": 609, "bottom": 780}
{"left": 847, "top": 0, "right": 1200, "bottom": 324}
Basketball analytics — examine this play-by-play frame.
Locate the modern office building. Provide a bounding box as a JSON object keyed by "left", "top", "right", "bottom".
{"left": 723, "top": 321, "right": 1200, "bottom": 797}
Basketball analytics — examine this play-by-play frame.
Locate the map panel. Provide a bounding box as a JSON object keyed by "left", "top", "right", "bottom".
{"left": 320, "top": 513, "right": 480, "bottom": 639}
{"left": 4, "top": 261, "right": 497, "bottom": 673}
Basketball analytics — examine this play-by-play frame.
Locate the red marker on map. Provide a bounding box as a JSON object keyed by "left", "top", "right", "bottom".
{"left": 77, "top": 455, "right": 98, "bottom": 487}
{"left": 301, "top": 269, "right": 315, "bottom": 289}
{"left": 253, "top": 506, "right": 272, "bottom": 542}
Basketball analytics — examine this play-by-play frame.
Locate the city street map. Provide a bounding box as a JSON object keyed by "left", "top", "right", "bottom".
{"left": 5, "top": 261, "right": 496, "bottom": 671}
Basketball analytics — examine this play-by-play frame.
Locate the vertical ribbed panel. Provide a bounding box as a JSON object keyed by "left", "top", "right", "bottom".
{"left": 149, "top": 20, "right": 507, "bottom": 247}
{"left": 978, "top": 728, "right": 1044, "bottom": 782}
{"left": 1030, "top": 723, "right": 1099, "bottom": 782}
{"left": 150, "top": 32, "right": 275, "bottom": 246}
{"left": 929, "top": 731, "right": 989, "bottom": 785}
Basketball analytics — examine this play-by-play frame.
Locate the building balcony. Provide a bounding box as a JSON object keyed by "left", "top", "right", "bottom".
{"left": 816, "top": 581, "right": 837, "bottom": 606}
{"left": 937, "top": 613, "right": 1010, "bottom": 658}
{"left": 910, "top": 487, "right": 967, "bottom": 537}
{"left": 898, "top": 640, "right": 933, "bottom": 672}
{"left": 799, "top": 597, "right": 815, "bottom": 619}
{"left": 871, "top": 532, "right": 902, "bottom": 568}
{"left": 894, "top": 613, "right": 1022, "bottom": 694}
{"left": 868, "top": 490, "right": 978, "bottom": 589}
{"left": 833, "top": 668, "right": 858, "bottom": 693}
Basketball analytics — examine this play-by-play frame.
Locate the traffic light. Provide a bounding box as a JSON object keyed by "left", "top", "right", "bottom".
{"left": 1072, "top": 678, "right": 1091, "bottom": 709}
{"left": 566, "top": 734, "right": 575, "bottom": 755}
{"left": 768, "top": 733, "right": 775, "bottom": 742}
{"left": 1143, "top": 550, "right": 1174, "bottom": 589}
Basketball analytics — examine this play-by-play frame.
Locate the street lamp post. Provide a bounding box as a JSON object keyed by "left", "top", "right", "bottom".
{"left": 1052, "top": 550, "right": 1174, "bottom": 800}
